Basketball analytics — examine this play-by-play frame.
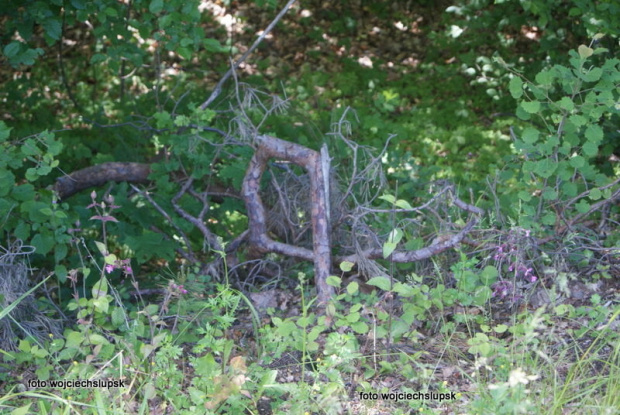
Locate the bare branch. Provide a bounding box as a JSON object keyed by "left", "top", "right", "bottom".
{"left": 200, "top": 0, "right": 297, "bottom": 110}
{"left": 171, "top": 177, "right": 224, "bottom": 253}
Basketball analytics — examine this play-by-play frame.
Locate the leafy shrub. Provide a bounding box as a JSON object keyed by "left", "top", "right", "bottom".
{"left": 501, "top": 39, "right": 619, "bottom": 231}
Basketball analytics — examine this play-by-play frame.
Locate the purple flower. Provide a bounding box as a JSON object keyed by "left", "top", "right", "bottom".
{"left": 492, "top": 280, "right": 514, "bottom": 299}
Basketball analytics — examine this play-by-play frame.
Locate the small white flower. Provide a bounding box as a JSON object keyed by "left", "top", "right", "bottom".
{"left": 508, "top": 368, "right": 538, "bottom": 387}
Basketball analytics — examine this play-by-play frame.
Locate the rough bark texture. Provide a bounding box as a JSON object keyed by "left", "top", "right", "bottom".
{"left": 243, "top": 134, "right": 335, "bottom": 304}
{"left": 53, "top": 139, "right": 483, "bottom": 306}
{"left": 54, "top": 162, "right": 151, "bottom": 199}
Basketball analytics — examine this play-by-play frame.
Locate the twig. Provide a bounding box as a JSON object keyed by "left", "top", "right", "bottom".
{"left": 199, "top": 0, "right": 297, "bottom": 110}
{"left": 171, "top": 177, "right": 224, "bottom": 253}
{"left": 129, "top": 184, "right": 197, "bottom": 263}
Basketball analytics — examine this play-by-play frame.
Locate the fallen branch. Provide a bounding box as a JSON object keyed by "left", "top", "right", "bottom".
{"left": 54, "top": 162, "right": 150, "bottom": 199}
{"left": 242, "top": 134, "right": 334, "bottom": 304}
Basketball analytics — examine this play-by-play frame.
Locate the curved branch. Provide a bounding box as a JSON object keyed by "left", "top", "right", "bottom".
{"left": 242, "top": 134, "right": 334, "bottom": 303}
{"left": 54, "top": 162, "right": 151, "bottom": 199}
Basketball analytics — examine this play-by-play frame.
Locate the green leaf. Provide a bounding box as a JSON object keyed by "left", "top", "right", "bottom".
{"left": 3, "top": 41, "right": 21, "bottom": 58}
{"left": 21, "top": 139, "right": 40, "bottom": 156}
{"left": 534, "top": 159, "right": 557, "bottom": 178}
{"left": 383, "top": 241, "right": 397, "bottom": 259}
{"left": 0, "top": 170, "right": 16, "bottom": 196}
{"left": 35, "top": 365, "right": 50, "bottom": 381}
{"left": 509, "top": 77, "right": 523, "bottom": 99}
{"left": 589, "top": 188, "right": 602, "bottom": 200}
{"left": 473, "top": 286, "right": 492, "bottom": 306}
{"left": 387, "top": 228, "right": 403, "bottom": 244}
{"left": 36, "top": 164, "right": 52, "bottom": 176}
{"left": 86, "top": 334, "right": 109, "bottom": 345}
{"left": 43, "top": 18, "right": 62, "bottom": 41}
{"left": 326, "top": 275, "right": 341, "bottom": 287}
{"left": 177, "top": 47, "right": 192, "bottom": 60}
{"left": 154, "top": 111, "right": 172, "bottom": 128}
{"left": 65, "top": 330, "right": 84, "bottom": 348}
{"left": 144, "top": 304, "right": 159, "bottom": 315}
{"left": 522, "top": 160, "right": 535, "bottom": 173}
{"left": 521, "top": 100, "right": 541, "bottom": 114}
{"left": 11, "top": 184, "right": 35, "bottom": 202}
{"left": 204, "top": 38, "right": 227, "bottom": 53}
{"left": 31, "top": 233, "right": 55, "bottom": 255}
{"left": 379, "top": 194, "right": 396, "bottom": 204}
{"left": 569, "top": 114, "right": 587, "bottom": 127}
{"left": 516, "top": 104, "right": 531, "bottom": 120}
{"left": 518, "top": 191, "right": 532, "bottom": 202}
{"left": 562, "top": 181, "right": 578, "bottom": 197}
{"left": 542, "top": 188, "right": 558, "bottom": 200}
{"left": 394, "top": 199, "right": 413, "bottom": 210}
{"left": 569, "top": 155, "right": 585, "bottom": 168}
{"left": 0, "top": 121, "right": 11, "bottom": 142}
{"left": 71, "top": 0, "right": 86, "bottom": 9}
{"left": 480, "top": 266, "right": 498, "bottom": 285}
{"left": 541, "top": 212, "right": 556, "bottom": 225}
{"left": 345, "top": 311, "right": 360, "bottom": 323}
{"left": 584, "top": 125, "right": 604, "bottom": 144}
{"left": 576, "top": 200, "right": 590, "bottom": 213}
{"left": 14, "top": 222, "right": 30, "bottom": 240}
{"left": 92, "top": 278, "right": 108, "bottom": 297}
{"left": 54, "top": 264, "right": 67, "bottom": 282}
{"left": 202, "top": 38, "right": 228, "bottom": 52}
{"left": 494, "top": 324, "right": 509, "bottom": 333}
{"left": 521, "top": 127, "right": 539, "bottom": 144}
{"left": 173, "top": 115, "right": 190, "bottom": 127}
{"left": 275, "top": 319, "right": 297, "bottom": 337}
{"left": 8, "top": 47, "right": 44, "bottom": 66}
{"left": 11, "top": 404, "right": 32, "bottom": 415}
{"left": 392, "top": 282, "right": 415, "bottom": 297}
{"left": 94, "top": 241, "right": 108, "bottom": 256}
{"left": 105, "top": 7, "right": 118, "bottom": 17}
{"left": 351, "top": 321, "right": 368, "bottom": 334}
{"left": 40, "top": 207, "right": 54, "bottom": 217}
{"left": 180, "top": 37, "right": 193, "bottom": 47}
{"left": 557, "top": 97, "right": 574, "bottom": 111}
{"left": 535, "top": 69, "right": 554, "bottom": 86}
{"left": 346, "top": 281, "right": 359, "bottom": 295}
{"left": 366, "top": 276, "right": 392, "bottom": 291}
{"left": 339, "top": 261, "right": 354, "bottom": 272}
{"left": 149, "top": 0, "right": 164, "bottom": 14}
{"left": 111, "top": 307, "right": 126, "bottom": 327}
{"left": 90, "top": 53, "right": 107, "bottom": 64}
{"left": 582, "top": 141, "right": 598, "bottom": 157}
{"left": 581, "top": 67, "right": 603, "bottom": 82}
{"left": 104, "top": 253, "right": 117, "bottom": 265}
{"left": 578, "top": 45, "right": 593, "bottom": 59}
{"left": 383, "top": 228, "right": 402, "bottom": 258}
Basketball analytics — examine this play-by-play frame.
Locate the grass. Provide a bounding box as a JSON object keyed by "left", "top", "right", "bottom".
{"left": 1, "top": 257, "right": 618, "bottom": 414}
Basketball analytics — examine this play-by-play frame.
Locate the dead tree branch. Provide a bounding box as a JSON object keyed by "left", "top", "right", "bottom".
{"left": 54, "top": 162, "right": 151, "bottom": 200}
{"left": 242, "top": 134, "right": 334, "bottom": 304}
{"left": 200, "top": 0, "right": 297, "bottom": 110}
